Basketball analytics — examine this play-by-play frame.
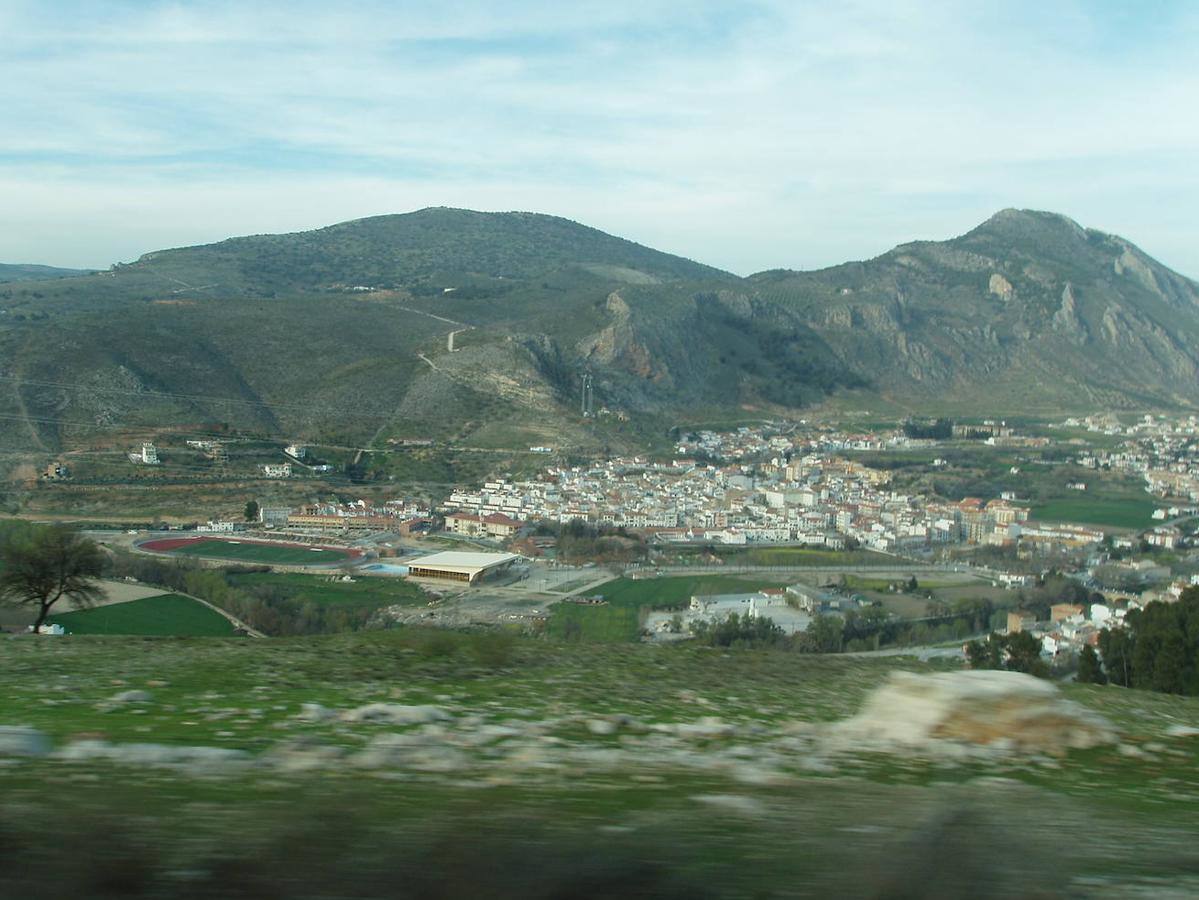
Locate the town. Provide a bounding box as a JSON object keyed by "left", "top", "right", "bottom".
{"left": 59, "top": 413, "right": 1193, "bottom": 671}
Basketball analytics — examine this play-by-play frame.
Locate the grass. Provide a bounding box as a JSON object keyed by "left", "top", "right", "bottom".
{"left": 2, "top": 632, "right": 1199, "bottom": 896}
{"left": 667, "top": 545, "right": 895, "bottom": 567}
{"left": 47, "top": 594, "right": 236, "bottom": 636}
{"left": 596, "top": 574, "right": 787, "bottom": 610}
{"left": 224, "top": 571, "right": 429, "bottom": 609}
{"left": 1030, "top": 496, "right": 1157, "bottom": 530}
{"left": 170, "top": 538, "right": 352, "bottom": 565}
{"left": 737, "top": 547, "right": 896, "bottom": 566}
{"left": 545, "top": 603, "right": 641, "bottom": 642}
{"left": 546, "top": 574, "right": 790, "bottom": 642}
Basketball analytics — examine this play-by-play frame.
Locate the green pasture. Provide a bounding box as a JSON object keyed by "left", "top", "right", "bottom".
{"left": 47, "top": 594, "right": 236, "bottom": 636}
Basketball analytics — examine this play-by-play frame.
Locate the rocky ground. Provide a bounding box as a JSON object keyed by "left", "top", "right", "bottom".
{"left": 3, "top": 631, "right": 1199, "bottom": 898}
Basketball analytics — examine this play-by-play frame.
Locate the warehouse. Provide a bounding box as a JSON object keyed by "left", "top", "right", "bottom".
{"left": 405, "top": 551, "right": 519, "bottom": 584}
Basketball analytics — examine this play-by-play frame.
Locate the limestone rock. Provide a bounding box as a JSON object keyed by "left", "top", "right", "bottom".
{"left": 341, "top": 703, "right": 451, "bottom": 726}
{"left": 828, "top": 670, "right": 1116, "bottom": 757}
{"left": 988, "top": 273, "right": 1014, "bottom": 301}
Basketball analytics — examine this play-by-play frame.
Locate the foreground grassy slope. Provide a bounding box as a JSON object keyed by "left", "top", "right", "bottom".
{"left": 2, "top": 632, "right": 1199, "bottom": 897}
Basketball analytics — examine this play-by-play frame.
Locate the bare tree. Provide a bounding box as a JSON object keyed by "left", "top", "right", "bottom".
{"left": 0, "top": 525, "right": 105, "bottom": 632}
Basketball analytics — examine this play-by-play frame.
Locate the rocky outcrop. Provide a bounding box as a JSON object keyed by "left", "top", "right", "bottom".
{"left": 1052, "top": 283, "right": 1089, "bottom": 342}
{"left": 988, "top": 273, "right": 1014, "bottom": 301}
{"left": 576, "top": 291, "right": 668, "bottom": 382}
{"left": 828, "top": 671, "right": 1116, "bottom": 757}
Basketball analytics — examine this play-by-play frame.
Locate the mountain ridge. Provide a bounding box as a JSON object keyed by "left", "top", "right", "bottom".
{"left": 1, "top": 207, "right": 1196, "bottom": 455}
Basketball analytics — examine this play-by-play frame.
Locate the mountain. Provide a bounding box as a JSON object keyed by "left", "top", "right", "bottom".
{"left": 747, "top": 209, "right": 1199, "bottom": 412}
{"left": 0, "top": 207, "right": 1196, "bottom": 456}
{"left": 0, "top": 263, "right": 92, "bottom": 283}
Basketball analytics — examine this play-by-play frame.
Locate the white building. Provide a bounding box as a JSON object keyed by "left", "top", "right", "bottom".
{"left": 129, "top": 442, "right": 160, "bottom": 465}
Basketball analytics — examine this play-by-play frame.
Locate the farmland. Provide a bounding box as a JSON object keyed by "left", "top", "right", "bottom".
{"left": 46, "top": 594, "right": 237, "bottom": 636}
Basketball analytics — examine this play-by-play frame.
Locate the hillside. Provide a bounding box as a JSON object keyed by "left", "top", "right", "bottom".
{"left": 3, "top": 632, "right": 1199, "bottom": 897}
{"left": 0, "top": 207, "right": 1197, "bottom": 456}
{"left": 0, "top": 262, "right": 92, "bottom": 283}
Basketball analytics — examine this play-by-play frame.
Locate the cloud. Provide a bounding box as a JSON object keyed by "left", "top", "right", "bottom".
{"left": 1, "top": 0, "right": 1197, "bottom": 276}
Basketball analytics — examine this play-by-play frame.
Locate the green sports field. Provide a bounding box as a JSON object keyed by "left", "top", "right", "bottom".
{"left": 168, "top": 539, "right": 353, "bottom": 565}
{"left": 1030, "top": 497, "right": 1157, "bottom": 530}
{"left": 596, "top": 574, "right": 788, "bottom": 610}
{"left": 47, "top": 594, "right": 237, "bottom": 636}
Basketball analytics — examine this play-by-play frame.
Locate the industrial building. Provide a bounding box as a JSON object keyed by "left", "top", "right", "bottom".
{"left": 405, "top": 551, "right": 519, "bottom": 584}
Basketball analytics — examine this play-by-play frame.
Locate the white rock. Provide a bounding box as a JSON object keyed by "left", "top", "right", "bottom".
{"left": 110, "top": 690, "right": 152, "bottom": 704}
{"left": 692, "top": 794, "right": 766, "bottom": 816}
{"left": 0, "top": 726, "right": 51, "bottom": 757}
{"left": 341, "top": 703, "right": 451, "bottom": 726}
{"left": 1165, "top": 724, "right": 1199, "bottom": 738}
{"left": 674, "top": 717, "right": 736, "bottom": 740}
{"left": 297, "top": 702, "right": 335, "bottom": 722}
{"left": 826, "top": 670, "right": 1116, "bottom": 757}
{"left": 56, "top": 739, "right": 248, "bottom": 774}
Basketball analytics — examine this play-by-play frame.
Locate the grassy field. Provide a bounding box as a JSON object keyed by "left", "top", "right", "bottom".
{"left": 546, "top": 574, "right": 789, "bottom": 642}
{"left": 1030, "top": 496, "right": 1157, "bottom": 529}
{"left": 669, "top": 546, "right": 894, "bottom": 567}
{"left": 596, "top": 574, "right": 787, "bottom": 610}
{"left": 224, "top": 571, "right": 429, "bottom": 609}
{"left": 169, "top": 539, "right": 353, "bottom": 565}
{"left": 47, "top": 594, "right": 236, "bottom": 636}
{"left": 738, "top": 547, "right": 896, "bottom": 566}
{"left": 544, "top": 603, "right": 641, "bottom": 642}
{"left": 2, "top": 631, "right": 1199, "bottom": 897}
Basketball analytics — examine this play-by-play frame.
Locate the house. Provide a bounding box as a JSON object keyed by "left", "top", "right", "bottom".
{"left": 1007, "top": 610, "right": 1037, "bottom": 633}
{"left": 444, "top": 510, "right": 524, "bottom": 540}
{"left": 258, "top": 506, "right": 292, "bottom": 526}
{"left": 1050, "top": 603, "right": 1084, "bottom": 623}
{"left": 1145, "top": 526, "right": 1181, "bottom": 550}
{"left": 129, "top": 442, "right": 160, "bottom": 465}
{"left": 261, "top": 463, "right": 292, "bottom": 478}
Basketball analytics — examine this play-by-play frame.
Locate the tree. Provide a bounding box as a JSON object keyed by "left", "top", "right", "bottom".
{"left": 0, "top": 525, "right": 105, "bottom": 632}
{"left": 1098, "top": 627, "right": 1134, "bottom": 687}
{"left": 1076, "top": 644, "right": 1107, "bottom": 685}
{"left": 1004, "top": 630, "right": 1044, "bottom": 675}
{"left": 965, "top": 630, "right": 1048, "bottom": 677}
{"left": 803, "top": 614, "right": 844, "bottom": 653}
{"left": 244, "top": 499, "right": 260, "bottom": 522}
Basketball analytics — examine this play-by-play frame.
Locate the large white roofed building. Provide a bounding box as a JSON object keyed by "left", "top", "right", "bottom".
{"left": 406, "top": 551, "right": 519, "bottom": 584}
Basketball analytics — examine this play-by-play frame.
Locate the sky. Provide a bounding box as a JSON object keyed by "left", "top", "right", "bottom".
{"left": 2, "top": 0, "right": 1197, "bottom": 277}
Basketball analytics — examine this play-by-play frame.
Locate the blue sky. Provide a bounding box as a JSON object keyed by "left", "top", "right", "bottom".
{"left": 2, "top": 0, "right": 1197, "bottom": 276}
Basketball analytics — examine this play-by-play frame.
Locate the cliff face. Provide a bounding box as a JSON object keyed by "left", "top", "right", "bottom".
{"left": 729, "top": 209, "right": 1199, "bottom": 411}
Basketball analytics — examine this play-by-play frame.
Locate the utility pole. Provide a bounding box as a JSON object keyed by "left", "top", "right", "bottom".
{"left": 581, "top": 372, "right": 594, "bottom": 418}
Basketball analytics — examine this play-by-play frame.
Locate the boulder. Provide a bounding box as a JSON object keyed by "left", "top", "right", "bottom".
{"left": 828, "top": 670, "right": 1116, "bottom": 757}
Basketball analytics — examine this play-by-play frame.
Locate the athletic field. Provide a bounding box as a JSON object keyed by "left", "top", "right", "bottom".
{"left": 138, "top": 536, "right": 356, "bottom": 565}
